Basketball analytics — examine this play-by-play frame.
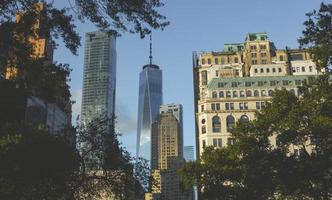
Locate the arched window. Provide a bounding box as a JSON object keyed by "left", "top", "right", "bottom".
{"left": 212, "top": 116, "right": 221, "bottom": 133}
{"left": 226, "top": 91, "right": 232, "bottom": 98}
{"left": 246, "top": 90, "right": 252, "bottom": 97}
{"left": 212, "top": 91, "right": 218, "bottom": 98}
{"left": 233, "top": 91, "right": 238, "bottom": 97}
{"left": 254, "top": 90, "right": 259, "bottom": 97}
{"left": 226, "top": 115, "right": 235, "bottom": 132}
{"left": 240, "top": 90, "right": 245, "bottom": 97}
{"left": 261, "top": 90, "right": 266, "bottom": 96}
{"left": 219, "top": 91, "right": 224, "bottom": 98}
{"left": 240, "top": 115, "right": 249, "bottom": 123}
{"left": 268, "top": 90, "right": 274, "bottom": 96}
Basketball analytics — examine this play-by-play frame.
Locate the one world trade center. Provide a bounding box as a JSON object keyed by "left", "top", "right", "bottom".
{"left": 136, "top": 36, "right": 162, "bottom": 167}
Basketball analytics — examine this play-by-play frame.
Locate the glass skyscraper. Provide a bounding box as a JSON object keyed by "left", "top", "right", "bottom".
{"left": 136, "top": 64, "right": 162, "bottom": 166}
{"left": 81, "top": 30, "right": 116, "bottom": 126}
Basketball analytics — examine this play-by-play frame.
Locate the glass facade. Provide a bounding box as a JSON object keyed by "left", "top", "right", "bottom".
{"left": 81, "top": 31, "right": 116, "bottom": 125}
{"left": 136, "top": 64, "right": 162, "bottom": 166}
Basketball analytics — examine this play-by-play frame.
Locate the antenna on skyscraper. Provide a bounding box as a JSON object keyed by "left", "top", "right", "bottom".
{"left": 149, "top": 33, "right": 153, "bottom": 65}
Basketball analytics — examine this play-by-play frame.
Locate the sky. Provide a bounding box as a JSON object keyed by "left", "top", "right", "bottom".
{"left": 54, "top": 0, "right": 331, "bottom": 157}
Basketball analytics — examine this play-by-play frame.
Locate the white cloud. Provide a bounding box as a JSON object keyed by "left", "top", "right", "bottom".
{"left": 115, "top": 102, "right": 137, "bottom": 135}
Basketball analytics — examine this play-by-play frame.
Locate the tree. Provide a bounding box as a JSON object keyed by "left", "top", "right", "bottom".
{"left": 0, "top": 0, "right": 169, "bottom": 111}
{"left": 180, "top": 3, "right": 332, "bottom": 199}
{"left": 0, "top": 123, "right": 80, "bottom": 200}
{"left": 299, "top": 2, "right": 332, "bottom": 71}
{"left": 0, "top": 117, "right": 149, "bottom": 200}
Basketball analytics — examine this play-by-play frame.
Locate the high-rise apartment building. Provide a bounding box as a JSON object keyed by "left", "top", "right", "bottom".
{"left": 184, "top": 146, "right": 195, "bottom": 162}
{"left": 81, "top": 31, "right": 116, "bottom": 126}
{"left": 136, "top": 62, "right": 163, "bottom": 166}
{"left": 193, "top": 32, "right": 322, "bottom": 158}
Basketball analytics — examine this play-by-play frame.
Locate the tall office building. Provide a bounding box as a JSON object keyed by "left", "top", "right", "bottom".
{"left": 136, "top": 38, "right": 163, "bottom": 166}
{"left": 148, "top": 106, "right": 191, "bottom": 200}
{"left": 159, "top": 104, "right": 183, "bottom": 156}
{"left": 81, "top": 31, "right": 116, "bottom": 126}
{"left": 184, "top": 146, "right": 195, "bottom": 162}
{"left": 193, "top": 32, "right": 322, "bottom": 158}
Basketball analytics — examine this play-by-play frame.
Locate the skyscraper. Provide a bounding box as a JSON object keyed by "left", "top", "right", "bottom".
{"left": 184, "top": 146, "right": 195, "bottom": 162}
{"left": 136, "top": 37, "right": 162, "bottom": 166}
{"left": 81, "top": 31, "right": 116, "bottom": 126}
{"left": 148, "top": 105, "right": 192, "bottom": 200}
{"left": 159, "top": 104, "right": 183, "bottom": 155}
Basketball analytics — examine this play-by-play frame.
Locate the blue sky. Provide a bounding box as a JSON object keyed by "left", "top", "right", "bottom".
{"left": 54, "top": 0, "right": 330, "bottom": 157}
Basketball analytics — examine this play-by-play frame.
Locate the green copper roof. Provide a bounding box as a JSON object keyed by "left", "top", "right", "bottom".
{"left": 223, "top": 43, "right": 244, "bottom": 52}
{"left": 207, "top": 75, "right": 317, "bottom": 90}
{"left": 245, "top": 32, "right": 268, "bottom": 42}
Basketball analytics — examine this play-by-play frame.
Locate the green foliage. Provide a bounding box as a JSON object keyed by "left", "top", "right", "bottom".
{"left": 299, "top": 2, "right": 332, "bottom": 71}
{"left": 0, "top": 123, "right": 79, "bottom": 200}
{"left": 180, "top": 76, "right": 332, "bottom": 199}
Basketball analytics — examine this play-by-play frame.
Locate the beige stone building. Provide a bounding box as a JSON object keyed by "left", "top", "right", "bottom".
{"left": 147, "top": 107, "right": 192, "bottom": 200}
{"left": 193, "top": 32, "right": 322, "bottom": 158}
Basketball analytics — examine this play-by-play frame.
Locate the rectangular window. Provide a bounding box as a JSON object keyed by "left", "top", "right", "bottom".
{"left": 302, "top": 66, "right": 305, "bottom": 72}
{"left": 295, "top": 80, "right": 302, "bottom": 85}
{"left": 260, "top": 68, "right": 264, "bottom": 73}
{"left": 261, "top": 102, "right": 266, "bottom": 108}
{"left": 227, "top": 138, "right": 234, "bottom": 145}
{"left": 234, "top": 57, "right": 239, "bottom": 63}
{"left": 261, "top": 52, "right": 267, "bottom": 57}
{"left": 279, "top": 55, "right": 284, "bottom": 61}
{"left": 231, "top": 82, "right": 238, "bottom": 87}
{"left": 258, "top": 81, "right": 264, "bottom": 86}
{"left": 278, "top": 68, "right": 282, "bottom": 73}
{"left": 254, "top": 68, "right": 258, "bottom": 73}
{"left": 309, "top": 66, "right": 313, "bottom": 72}
{"left": 202, "top": 140, "right": 206, "bottom": 148}
{"left": 272, "top": 68, "right": 276, "bottom": 73}
{"left": 260, "top": 44, "right": 266, "bottom": 50}
{"left": 213, "top": 139, "right": 218, "bottom": 147}
{"left": 211, "top": 103, "right": 216, "bottom": 111}
{"left": 266, "top": 68, "right": 270, "bottom": 73}
{"left": 245, "top": 82, "right": 252, "bottom": 87}
{"left": 225, "top": 103, "right": 230, "bottom": 110}
{"left": 250, "top": 45, "right": 257, "bottom": 50}
{"left": 218, "top": 139, "right": 222, "bottom": 147}
{"left": 244, "top": 102, "right": 248, "bottom": 109}
{"left": 218, "top": 82, "right": 225, "bottom": 88}
{"left": 282, "top": 80, "right": 289, "bottom": 86}
{"left": 207, "top": 58, "right": 211, "bottom": 64}
{"left": 239, "top": 103, "right": 244, "bottom": 110}
{"left": 270, "top": 81, "right": 276, "bottom": 86}
{"left": 252, "top": 60, "right": 258, "bottom": 65}
{"left": 251, "top": 53, "right": 257, "bottom": 58}
{"left": 201, "top": 58, "right": 205, "bottom": 65}
{"left": 215, "top": 58, "right": 219, "bottom": 64}
{"left": 256, "top": 102, "right": 261, "bottom": 109}
{"left": 201, "top": 105, "right": 205, "bottom": 112}
{"left": 216, "top": 103, "right": 220, "bottom": 110}
{"left": 201, "top": 71, "right": 207, "bottom": 85}
{"left": 262, "top": 59, "right": 267, "bottom": 64}
{"left": 216, "top": 70, "right": 219, "bottom": 77}
{"left": 230, "top": 103, "right": 234, "bottom": 110}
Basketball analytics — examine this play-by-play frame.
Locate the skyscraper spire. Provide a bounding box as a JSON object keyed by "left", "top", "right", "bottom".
{"left": 149, "top": 34, "right": 153, "bottom": 65}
